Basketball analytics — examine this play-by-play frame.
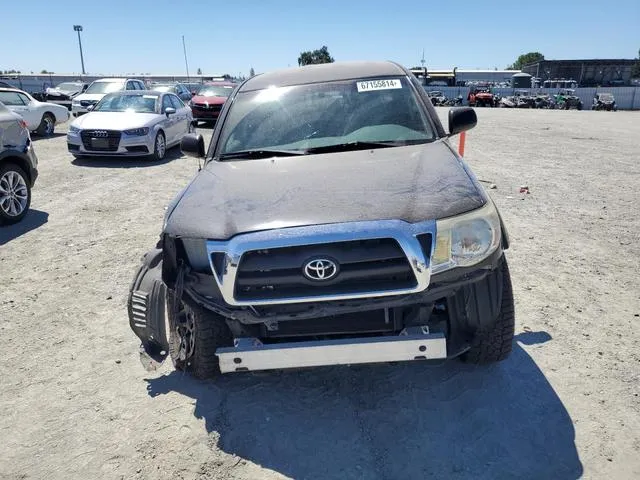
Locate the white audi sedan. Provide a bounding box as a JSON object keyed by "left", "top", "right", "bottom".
{"left": 0, "top": 87, "right": 70, "bottom": 136}
{"left": 67, "top": 91, "right": 194, "bottom": 160}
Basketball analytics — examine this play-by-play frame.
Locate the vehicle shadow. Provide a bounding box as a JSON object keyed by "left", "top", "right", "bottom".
{"left": 70, "top": 145, "right": 185, "bottom": 168}
{"left": 31, "top": 133, "right": 66, "bottom": 141}
{"left": 146, "top": 332, "right": 583, "bottom": 479}
{"left": 0, "top": 209, "right": 49, "bottom": 245}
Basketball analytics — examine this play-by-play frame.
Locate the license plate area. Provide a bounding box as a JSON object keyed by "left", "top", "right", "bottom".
{"left": 91, "top": 138, "right": 109, "bottom": 149}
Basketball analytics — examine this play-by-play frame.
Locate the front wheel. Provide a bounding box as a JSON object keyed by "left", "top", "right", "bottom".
{"left": 0, "top": 163, "right": 31, "bottom": 225}
{"left": 461, "top": 259, "right": 515, "bottom": 364}
{"left": 151, "top": 131, "right": 166, "bottom": 161}
{"left": 36, "top": 113, "right": 55, "bottom": 136}
{"left": 167, "top": 292, "right": 234, "bottom": 379}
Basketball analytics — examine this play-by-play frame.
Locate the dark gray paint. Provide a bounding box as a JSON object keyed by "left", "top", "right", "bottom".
{"left": 164, "top": 141, "right": 486, "bottom": 240}
{"left": 240, "top": 61, "right": 407, "bottom": 92}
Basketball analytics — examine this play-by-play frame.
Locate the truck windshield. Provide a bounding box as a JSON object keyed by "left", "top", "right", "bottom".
{"left": 217, "top": 77, "right": 434, "bottom": 157}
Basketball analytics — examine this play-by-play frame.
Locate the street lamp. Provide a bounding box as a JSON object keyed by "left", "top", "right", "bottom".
{"left": 73, "top": 25, "right": 86, "bottom": 75}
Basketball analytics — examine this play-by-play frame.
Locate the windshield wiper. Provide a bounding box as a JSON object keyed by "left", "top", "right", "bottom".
{"left": 218, "top": 149, "right": 308, "bottom": 160}
{"left": 303, "top": 140, "right": 432, "bottom": 154}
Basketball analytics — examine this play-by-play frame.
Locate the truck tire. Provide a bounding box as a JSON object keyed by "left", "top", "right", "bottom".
{"left": 167, "top": 291, "right": 233, "bottom": 379}
{"left": 461, "top": 259, "right": 515, "bottom": 364}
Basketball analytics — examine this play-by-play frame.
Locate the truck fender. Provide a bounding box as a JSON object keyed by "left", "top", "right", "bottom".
{"left": 127, "top": 248, "right": 170, "bottom": 369}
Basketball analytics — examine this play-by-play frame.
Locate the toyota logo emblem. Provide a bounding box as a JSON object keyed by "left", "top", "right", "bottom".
{"left": 92, "top": 130, "right": 108, "bottom": 137}
{"left": 303, "top": 258, "right": 339, "bottom": 281}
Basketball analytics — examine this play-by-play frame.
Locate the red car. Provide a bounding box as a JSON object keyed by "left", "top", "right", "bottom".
{"left": 189, "top": 82, "right": 236, "bottom": 125}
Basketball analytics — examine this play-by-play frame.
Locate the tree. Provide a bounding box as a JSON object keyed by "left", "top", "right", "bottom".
{"left": 298, "top": 46, "right": 334, "bottom": 66}
{"left": 41, "top": 69, "right": 54, "bottom": 74}
{"left": 197, "top": 68, "right": 202, "bottom": 75}
{"left": 249, "top": 67, "right": 255, "bottom": 77}
{"left": 631, "top": 48, "right": 640, "bottom": 79}
{"left": 508, "top": 52, "right": 544, "bottom": 70}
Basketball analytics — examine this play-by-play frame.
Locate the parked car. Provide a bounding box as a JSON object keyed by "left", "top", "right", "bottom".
{"left": 0, "top": 101, "right": 38, "bottom": 224}
{"left": 149, "top": 82, "right": 193, "bottom": 102}
{"left": 128, "top": 61, "right": 514, "bottom": 378}
{"left": 189, "top": 82, "right": 236, "bottom": 125}
{"left": 71, "top": 78, "right": 146, "bottom": 117}
{"left": 592, "top": 93, "right": 617, "bottom": 111}
{"left": 0, "top": 87, "right": 70, "bottom": 136}
{"left": 67, "top": 90, "right": 194, "bottom": 160}
{"left": 183, "top": 82, "right": 203, "bottom": 96}
{"left": 45, "top": 81, "right": 88, "bottom": 110}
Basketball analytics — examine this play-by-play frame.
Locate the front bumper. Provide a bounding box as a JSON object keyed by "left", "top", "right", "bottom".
{"left": 190, "top": 107, "right": 221, "bottom": 122}
{"left": 217, "top": 329, "right": 447, "bottom": 373}
{"left": 67, "top": 132, "right": 153, "bottom": 156}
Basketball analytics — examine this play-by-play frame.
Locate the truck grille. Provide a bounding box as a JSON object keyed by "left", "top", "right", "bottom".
{"left": 233, "top": 238, "right": 420, "bottom": 302}
{"left": 80, "top": 130, "right": 121, "bottom": 151}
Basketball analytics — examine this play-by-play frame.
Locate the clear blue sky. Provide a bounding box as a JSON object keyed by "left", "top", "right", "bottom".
{"left": 3, "top": 0, "right": 639, "bottom": 76}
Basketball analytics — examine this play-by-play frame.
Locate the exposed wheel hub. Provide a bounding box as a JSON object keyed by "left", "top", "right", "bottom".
{"left": 176, "top": 310, "right": 195, "bottom": 361}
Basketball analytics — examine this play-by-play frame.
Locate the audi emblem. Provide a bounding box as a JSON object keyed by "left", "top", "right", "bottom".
{"left": 92, "top": 130, "right": 108, "bottom": 138}
{"left": 303, "top": 258, "right": 339, "bottom": 281}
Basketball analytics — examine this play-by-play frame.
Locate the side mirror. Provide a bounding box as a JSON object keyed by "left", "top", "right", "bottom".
{"left": 448, "top": 107, "right": 477, "bottom": 136}
{"left": 86, "top": 104, "right": 94, "bottom": 111}
{"left": 191, "top": 91, "right": 197, "bottom": 96}
{"left": 82, "top": 84, "right": 88, "bottom": 91}
{"left": 181, "top": 133, "right": 205, "bottom": 158}
{"left": 165, "top": 107, "right": 176, "bottom": 117}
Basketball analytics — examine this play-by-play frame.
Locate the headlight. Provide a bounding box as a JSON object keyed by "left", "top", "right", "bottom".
{"left": 68, "top": 125, "right": 81, "bottom": 134}
{"left": 431, "top": 201, "right": 502, "bottom": 273}
{"left": 123, "top": 127, "right": 150, "bottom": 136}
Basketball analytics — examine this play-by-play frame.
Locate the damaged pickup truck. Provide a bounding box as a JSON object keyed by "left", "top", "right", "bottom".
{"left": 128, "top": 61, "right": 514, "bottom": 378}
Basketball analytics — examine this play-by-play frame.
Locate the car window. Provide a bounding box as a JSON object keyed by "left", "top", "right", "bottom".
{"left": 162, "top": 95, "right": 173, "bottom": 113}
{"left": 218, "top": 77, "right": 433, "bottom": 155}
{"left": 169, "top": 95, "right": 184, "bottom": 109}
{"left": 136, "top": 81, "right": 146, "bottom": 90}
{"left": 125, "top": 81, "right": 136, "bottom": 91}
{"left": 0, "top": 91, "right": 27, "bottom": 106}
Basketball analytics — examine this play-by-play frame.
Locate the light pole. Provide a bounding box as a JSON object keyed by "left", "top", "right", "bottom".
{"left": 73, "top": 25, "right": 86, "bottom": 74}
{"left": 182, "top": 35, "right": 190, "bottom": 82}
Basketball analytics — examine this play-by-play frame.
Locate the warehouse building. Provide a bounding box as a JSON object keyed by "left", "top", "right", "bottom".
{"left": 521, "top": 59, "right": 637, "bottom": 86}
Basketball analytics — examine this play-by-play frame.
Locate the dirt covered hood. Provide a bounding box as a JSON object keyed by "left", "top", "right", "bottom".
{"left": 164, "top": 141, "right": 486, "bottom": 239}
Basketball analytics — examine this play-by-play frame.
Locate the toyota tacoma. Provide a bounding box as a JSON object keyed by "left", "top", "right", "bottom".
{"left": 128, "top": 61, "right": 514, "bottom": 378}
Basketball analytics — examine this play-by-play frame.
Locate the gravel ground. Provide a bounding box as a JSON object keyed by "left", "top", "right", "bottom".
{"left": 1, "top": 109, "right": 639, "bottom": 480}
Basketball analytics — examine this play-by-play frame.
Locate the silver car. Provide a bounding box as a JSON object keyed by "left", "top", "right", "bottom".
{"left": 67, "top": 91, "right": 194, "bottom": 160}
{"left": 0, "top": 101, "right": 39, "bottom": 224}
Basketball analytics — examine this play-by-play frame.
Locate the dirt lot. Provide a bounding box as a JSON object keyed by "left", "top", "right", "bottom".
{"left": 1, "top": 109, "right": 639, "bottom": 480}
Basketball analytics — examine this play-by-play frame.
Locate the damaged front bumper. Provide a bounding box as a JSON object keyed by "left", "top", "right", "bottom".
{"left": 128, "top": 243, "right": 505, "bottom": 372}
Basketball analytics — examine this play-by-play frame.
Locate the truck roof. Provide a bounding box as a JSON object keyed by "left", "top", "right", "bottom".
{"left": 239, "top": 61, "right": 406, "bottom": 92}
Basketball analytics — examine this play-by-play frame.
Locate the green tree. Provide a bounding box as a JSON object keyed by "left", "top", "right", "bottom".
{"left": 508, "top": 52, "right": 544, "bottom": 70}
{"left": 249, "top": 67, "right": 255, "bottom": 77}
{"left": 631, "top": 48, "right": 640, "bottom": 78}
{"left": 41, "top": 69, "right": 54, "bottom": 74}
{"left": 298, "top": 46, "right": 334, "bottom": 66}
{"left": 197, "top": 68, "right": 202, "bottom": 75}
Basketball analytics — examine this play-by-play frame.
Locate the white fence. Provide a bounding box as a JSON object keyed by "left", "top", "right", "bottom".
{"left": 424, "top": 86, "right": 640, "bottom": 110}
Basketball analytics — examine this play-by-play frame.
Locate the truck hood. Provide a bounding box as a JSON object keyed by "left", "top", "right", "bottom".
{"left": 164, "top": 140, "right": 486, "bottom": 239}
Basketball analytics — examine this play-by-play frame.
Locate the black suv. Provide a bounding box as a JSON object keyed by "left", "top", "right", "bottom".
{"left": 128, "top": 61, "right": 514, "bottom": 378}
